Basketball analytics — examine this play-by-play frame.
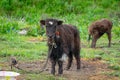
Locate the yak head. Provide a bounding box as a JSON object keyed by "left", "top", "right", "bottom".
{"left": 40, "top": 19, "right": 63, "bottom": 39}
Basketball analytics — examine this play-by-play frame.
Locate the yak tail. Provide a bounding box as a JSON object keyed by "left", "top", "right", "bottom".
{"left": 88, "top": 34, "right": 91, "bottom": 42}
{"left": 87, "top": 34, "right": 91, "bottom": 47}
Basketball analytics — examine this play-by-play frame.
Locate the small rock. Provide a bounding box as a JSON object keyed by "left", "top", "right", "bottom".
{"left": 18, "top": 29, "right": 27, "bottom": 35}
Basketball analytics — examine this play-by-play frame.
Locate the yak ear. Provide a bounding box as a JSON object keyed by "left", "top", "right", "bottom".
{"left": 57, "top": 20, "right": 63, "bottom": 25}
{"left": 40, "top": 20, "right": 45, "bottom": 25}
{"left": 40, "top": 20, "right": 45, "bottom": 28}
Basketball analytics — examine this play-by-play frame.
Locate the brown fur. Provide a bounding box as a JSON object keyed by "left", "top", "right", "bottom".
{"left": 88, "top": 19, "right": 113, "bottom": 48}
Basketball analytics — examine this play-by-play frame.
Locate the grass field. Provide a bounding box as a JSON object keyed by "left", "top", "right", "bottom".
{"left": 0, "top": 0, "right": 120, "bottom": 80}
{"left": 0, "top": 34, "right": 120, "bottom": 79}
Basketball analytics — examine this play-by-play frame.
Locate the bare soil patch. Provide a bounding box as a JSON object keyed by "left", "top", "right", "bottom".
{"left": 16, "top": 58, "right": 119, "bottom": 80}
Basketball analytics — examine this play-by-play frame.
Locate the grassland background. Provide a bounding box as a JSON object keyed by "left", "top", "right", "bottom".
{"left": 0, "top": 0, "right": 120, "bottom": 79}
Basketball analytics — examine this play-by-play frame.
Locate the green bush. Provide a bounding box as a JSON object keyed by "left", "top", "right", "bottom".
{"left": 0, "top": 17, "right": 19, "bottom": 34}
{"left": 0, "top": 0, "right": 119, "bottom": 38}
{"left": 27, "top": 26, "right": 39, "bottom": 37}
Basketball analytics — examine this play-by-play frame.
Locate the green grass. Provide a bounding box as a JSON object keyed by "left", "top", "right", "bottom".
{"left": 0, "top": 34, "right": 48, "bottom": 61}
{"left": 80, "top": 36, "right": 120, "bottom": 77}
{"left": 19, "top": 74, "right": 66, "bottom": 80}
{"left": 0, "top": 0, "right": 120, "bottom": 38}
{"left": 0, "top": 34, "right": 120, "bottom": 79}
{"left": 0, "top": 0, "right": 120, "bottom": 79}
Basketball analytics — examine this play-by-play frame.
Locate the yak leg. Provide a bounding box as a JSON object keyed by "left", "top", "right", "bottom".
{"left": 74, "top": 52, "right": 80, "bottom": 69}
{"left": 73, "top": 44, "right": 80, "bottom": 69}
{"left": 51, "top": 60, "right": 56, "bottom": 75}
{"left": 106, "top": 31, "right": 111, "bottom": 47}
{"left": 91, "top": 32, "right": 100, "bottom": 48}
{"left": 62, "top": 45, "right": 72, "bottom": 70}
{"left": 66, "top": 52, "right": 73, "bottom": 70}
{"left": 91, "top": 37, "right": 98, "bottom": 48}
{"left": 91, "top": 32, "right": 104, "bottom": 48}
{"left": 58, "top": 61, "right": 63, "bottom": 74}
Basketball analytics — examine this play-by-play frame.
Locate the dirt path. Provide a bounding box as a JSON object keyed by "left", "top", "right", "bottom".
{"left": 16, "top": 58, "right": 119, "bottom": 80}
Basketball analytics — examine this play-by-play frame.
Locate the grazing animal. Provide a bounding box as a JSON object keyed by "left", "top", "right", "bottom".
{"left": 10, "top": 57, "right": 18, "bottom": 69}
{"left": 40, "top": 19, "right": 81, "bottom": 75}
{"left": 88, "top": 19, "right": 113, "bottom": 48}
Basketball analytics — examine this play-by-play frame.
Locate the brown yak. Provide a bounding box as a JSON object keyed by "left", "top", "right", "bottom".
{"left": 88, "top": 19, "right": 113, "bottom": 48}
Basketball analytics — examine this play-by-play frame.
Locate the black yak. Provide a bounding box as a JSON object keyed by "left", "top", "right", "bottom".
{"left": 40, "top": 19, "right": 81, "bottom": 75}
